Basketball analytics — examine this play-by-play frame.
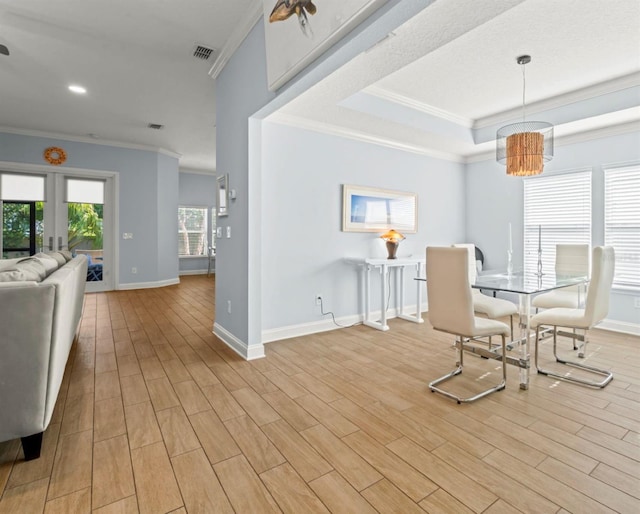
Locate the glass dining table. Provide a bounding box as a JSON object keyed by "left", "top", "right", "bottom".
{"left": 472, "top": 270, "right": 589, "bottom": 389}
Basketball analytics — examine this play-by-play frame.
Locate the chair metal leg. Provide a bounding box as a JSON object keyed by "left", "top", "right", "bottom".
{"left": 429, "top": 335, "right": 507, "bottom": 404}
{"left": 534, "top": 325, "right": 613, "bottom": 388}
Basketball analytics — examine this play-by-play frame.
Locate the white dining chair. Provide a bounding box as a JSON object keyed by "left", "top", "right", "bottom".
{"left": 530, "top": 246, "right": 615, "bottom": 388}
{"left": 453, "top": 244, "right": 517, "bottom": 340}
{"left": 532, "top": 244, "right": 590, "bottom": 310}
{"left": 427, "top": 246, "right": 510, "bottom": 403}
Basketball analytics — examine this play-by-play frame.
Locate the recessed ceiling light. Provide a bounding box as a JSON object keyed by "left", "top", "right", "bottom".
{"left": 68, "top": 85, "right": 87, "bottom": 94}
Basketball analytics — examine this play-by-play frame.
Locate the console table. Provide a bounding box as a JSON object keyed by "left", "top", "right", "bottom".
{"left": 345, "top": 257, "right": 425, "bottom": 331}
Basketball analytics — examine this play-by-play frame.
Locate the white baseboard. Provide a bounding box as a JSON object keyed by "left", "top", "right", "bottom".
{"left": 118, "top": 278, "right": 180, "bottom": 290}
{"left": 262, "top": 303, "right": 427, "bottom": 344}
{"left": 597, "top": 318, "right": 640, "bottom": 336}
{"left": 179, "top": 269, "right": 211, "bottom": 276}
{"left": 214, "top": 322, "right": 265, "bottom": 360}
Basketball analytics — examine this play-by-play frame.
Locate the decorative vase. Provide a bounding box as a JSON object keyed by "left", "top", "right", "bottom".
{"left": 386, "top": 241, "right": 399, "bottom": 259}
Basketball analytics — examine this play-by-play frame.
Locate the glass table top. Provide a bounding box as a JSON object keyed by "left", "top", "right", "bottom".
{"left": 473, "top": 270, "right": 588, "bottom": 295}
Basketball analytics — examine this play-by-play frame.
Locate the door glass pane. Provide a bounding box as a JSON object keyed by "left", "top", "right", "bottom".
{"left": 2, "top": 201, "right": 43, "bottom": 258}
{"left": 69, "top": 202, "right": 104, "bottom": 282}
{"left": 1, "top": 174, "right": 45, "bottom": 201}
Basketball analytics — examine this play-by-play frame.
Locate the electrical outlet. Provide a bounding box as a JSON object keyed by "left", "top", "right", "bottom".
{"left": 315, "top": 294, "right": 322, "bottom": 306}
{"left": 227, "top": 300, "right": 231, "bottom": 313}
{"left": 226, "top": 226, "right": 231, "bottom": 238}
{"left": 634, "top": 297, "right": 640, "bottom": 309}
{"left": 131, "top": 267, "right": 137, "bottom": 274}
{"left": 216, "top": 227, "right": 222, "bottom": 238}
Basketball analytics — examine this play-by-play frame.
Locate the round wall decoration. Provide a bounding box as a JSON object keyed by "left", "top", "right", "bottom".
{"left": 44, "top": 146, "right": 67, "bottom": 165}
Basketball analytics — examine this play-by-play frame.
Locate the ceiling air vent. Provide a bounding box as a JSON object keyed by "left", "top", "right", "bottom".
{"left": 148, "top": 123, "right": 164, "bottom": 130}
{"left": 193, "top": 44, "right": 215, "bottom": 61}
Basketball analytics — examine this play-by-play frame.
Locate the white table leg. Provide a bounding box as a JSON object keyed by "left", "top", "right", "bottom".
{"left": 379, "top": 264, "right": 389, "bottom": 330}
{"left": 364, "top": 264, "right": 371, "bottom": 325}
{"left": 398, "top": 263, "right": 424, "bottom": 324}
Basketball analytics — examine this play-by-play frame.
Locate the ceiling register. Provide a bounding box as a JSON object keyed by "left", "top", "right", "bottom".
{"left": 496, "top": 55, "right": 554, "bottom": 176}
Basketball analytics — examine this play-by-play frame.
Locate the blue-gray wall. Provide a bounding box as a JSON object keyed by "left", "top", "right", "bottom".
{"left": 215, "top": 1, "right": 437, "bottom": 355}
{"left": 261, "top": 122, "right": 465, "bottom": 330}
{"left": 0, "top": 131, "right": 180, "bottom": 286}
{"left": 178, "top": 171, "right": 217, "bottom": 274}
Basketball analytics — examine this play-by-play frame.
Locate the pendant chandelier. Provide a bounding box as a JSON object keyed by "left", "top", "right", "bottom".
{"left": 496, "top": 55, "right": 553, "bottom": 176}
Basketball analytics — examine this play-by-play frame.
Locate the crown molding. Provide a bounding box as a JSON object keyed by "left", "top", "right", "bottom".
{"left": 208, "top": 0, "right": 263, "bottom": 80}
{"left": 365, "top": 85, "right": 474, "bottom": 128}
{"left": 179, "top": 167, "right": 217, "bottom": 176}
{"left": 474, "top": 71, "right": 640, "bottom": 129}
{"left": 268, "top": 112, "right": 464, "bottom": 162}
{"left": 465, "top": 119, "right": 640, "bottom": 163}
{"left": 0, "top": 126, "right": 182, "bottom": 159}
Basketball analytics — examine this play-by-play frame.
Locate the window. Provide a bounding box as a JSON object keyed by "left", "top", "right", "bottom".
{"left": 523, "top": 170, "right": 592, "bottom": 273}
{"left": 605, "top": 165, "right": 640, "bottom": 289}
{"left": 178, "top": 207, "right": 208, "bottom": 257}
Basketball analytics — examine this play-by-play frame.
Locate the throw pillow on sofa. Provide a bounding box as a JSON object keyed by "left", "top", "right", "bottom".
{"left": 45, "top": 252, "right": 67, "bottom": 266}
{"left": 34, "top": 253, "right": 60, "bottom": 276}
{"left": 0, "top": 268, "right": 26, "bottom": 282}
{"left": 16, "top": 257, "right": 47, "bottom": 281}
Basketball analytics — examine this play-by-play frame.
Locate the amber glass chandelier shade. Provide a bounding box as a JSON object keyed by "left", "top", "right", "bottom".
{"left": 496, "top": 121, "right": 554, "bottom": 176}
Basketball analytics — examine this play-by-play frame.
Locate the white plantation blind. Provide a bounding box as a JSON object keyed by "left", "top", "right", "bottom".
{"left": 605, "top": 165, "right": 640, "bottom": 288}
{"left": 523, "top": 170, "right": 591, "bottom": 274}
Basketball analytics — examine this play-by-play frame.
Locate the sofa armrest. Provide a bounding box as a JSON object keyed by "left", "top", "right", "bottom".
{"left": 0, "top": 283, "right": 56, "bottom": 442}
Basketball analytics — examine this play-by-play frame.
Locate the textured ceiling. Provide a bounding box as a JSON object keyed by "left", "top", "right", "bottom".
{"left": 1, "top": 0, "right": 638, "bottom": 171}
{"left": 0, "top": 0, "right": 255, "bottom": 171}
{"left": 271, "top": 0, "right": 640, "bottom": 160}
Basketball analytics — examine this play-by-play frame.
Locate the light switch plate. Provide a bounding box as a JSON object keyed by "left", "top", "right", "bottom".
{"left": 226, "top": 226, "right": 231, "bottom": 238}
{"left": 216, "top": 227, "right": 222, "bottom": 238}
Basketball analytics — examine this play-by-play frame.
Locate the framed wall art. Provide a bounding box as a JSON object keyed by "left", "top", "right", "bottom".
{"left": 216, "top": 174, "right": 229, "bottom": 217}
{"left": 262, "top": 0, "right": 387, "bottom": 91}
{"left": 342, "top": 184, "right": 417, "bottom": 233}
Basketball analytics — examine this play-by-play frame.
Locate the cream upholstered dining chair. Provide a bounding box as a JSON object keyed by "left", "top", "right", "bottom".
{"left": 530, "top": 246, "right": 615, "bottom": 388}
{"left": 453, "top": 244, "right": 517, "bottom": 340}
{"left": 426, "top": 246, "right": 510, "bottom": 404}
{"left": 533, "top": 244, "right": 590, "bottom": 310}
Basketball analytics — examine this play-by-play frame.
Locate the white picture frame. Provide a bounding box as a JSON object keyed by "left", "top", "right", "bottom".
{"left": 216, "top": 174, "right": 229, "bottom": 218}
{"left": 342, "top": 184, "right": 417, "bottom": 233}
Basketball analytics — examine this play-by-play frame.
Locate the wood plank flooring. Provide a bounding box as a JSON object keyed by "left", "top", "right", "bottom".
{"left": 1, "top": 275, "right": 639, "bottom": 513}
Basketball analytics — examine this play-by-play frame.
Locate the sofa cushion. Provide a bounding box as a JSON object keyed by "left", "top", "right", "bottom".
{"left": 17, "top": 258, "right": 48, "bottom": 281}
{"left": 0, "top": 268, "right": 26, "bottom": 282}
{"left": 34, "top": 253, "right": 60, "bottom": 276}
{"left": 0, "top": 258, "right": 22, "bottom": 272}
{"left": 59, "top": 250, "right": 73, "bottom": 262}
{"left": 44, "top": 251, "right": 67, "bottom": 266}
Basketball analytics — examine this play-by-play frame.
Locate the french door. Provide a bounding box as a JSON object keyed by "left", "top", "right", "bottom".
{"left": 1, "top": 169, "right": 116, "bottom": 293}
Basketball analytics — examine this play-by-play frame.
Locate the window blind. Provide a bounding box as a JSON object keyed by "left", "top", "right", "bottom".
{"left": 0, "top": 173, "right": 45, "bottom": 201}
{"left": 523, "top": 170, "right": 592, "bottom": 274}
{"left": 604, "top": 165, "right": 640, "bottom": 288}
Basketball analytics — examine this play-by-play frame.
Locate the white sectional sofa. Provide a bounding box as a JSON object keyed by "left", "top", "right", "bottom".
{"left": 0, "top": 253, "right": 88, "bottom": 460}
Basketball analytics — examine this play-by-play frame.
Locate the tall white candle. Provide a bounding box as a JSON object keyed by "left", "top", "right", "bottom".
{"left": 508, "top": 223, "right": 513, "bottom": 253}
{"left": 538, "top": 225, "right": 542, "bottom": 252}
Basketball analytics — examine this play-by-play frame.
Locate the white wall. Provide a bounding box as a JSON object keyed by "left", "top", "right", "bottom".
{"left": 261, "top": 122, "right": 465, "bottom": 333}
{"left": 466, "top": 131, "right": 640, "bottom": 327}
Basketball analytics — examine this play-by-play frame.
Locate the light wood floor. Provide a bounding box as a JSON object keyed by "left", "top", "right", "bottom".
{"left": 1, "top": 275, "right": 639, "bottom": 513}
